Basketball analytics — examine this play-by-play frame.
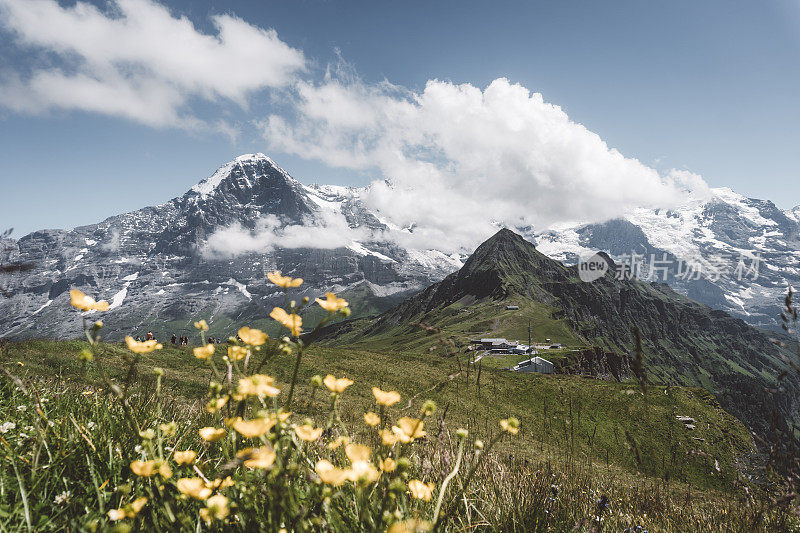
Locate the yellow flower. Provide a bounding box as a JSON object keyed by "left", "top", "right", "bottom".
{"left": 500, "top": 417, "right": 520, "bottom": 435}
{"left": 227, "top": 345, "right": 249, "bottom": 361}
{"left": 270, "top": 307, "right": 302, "bottom": 336}
{"left": 379, "top": 429, "right": 400, "bottom": 447}
{"left": 327, "top": 435, "right": 350, "bottom": 449}
{"left": 107, "top": 497, "right": 147, "bottom": 520}
{"left": 408, "top": 480, "right": 435, "bottom": 501}
{"left": 194, "top": 319, "right": 209, "bottom": 331}
{"left": 199, "top": 427, "right": 226, "bottom": 442}
{"left": 238, "top": 375, "right": 280, "bottom": 398}
{"left": 267, "top": 270, "right": 303, "bottom": 288}
{"left": 315, "top": 460, "right": 350, "bottom": 486}
{"left": 232, "top": 417, "right": 275, "bottom": 438}
{"left": 173, "top": 450, "right": 196, "bottom": 465}
{"left": 372, "top": 387, "right": 401, "bottom": 407}
{"left": 177, "top": 478, "right": 212, "bottom": 500}
{"left": 323, "top": 374, "right": 353, "bottom": 393}
{"left": 315, "top": 292, "right": 349, "bottom": 312}
{"left": 125, "top": 336, "right": 163, "bottom": 354}
{"left": 193, "top": 343, "right": 214, "bottom": 359}
{"left": 200, "top": 494, "right": 230, "bottom": 522}
{"left": 70, "top": 289, "right": 109, "bottom": 311}
{"left": 392, "top": 417, "right": 426, "bottom": 443}
{"left": 349, "top": 459, "right": 380, "bottom": 484}
{"left": 294, "top": 424, "right": 323, "bottom": 442}
{"left": 379, "top": 457, "right": 397, "bottom": 472}
{"left": 237, "top": 446, "right": 276, "bottom": 469}
{"left": 364, "top": 411, "right": 380, "bottom": 426}
{"left": 345, "top": 443, "right": 372, "bottom": 463}
{"left": 207, "top": 476, "right": 235, "bottom": 489}
{"left": 159, "top": 462, "right": 173, "bottom": 479}
{"left": 387, "top": 519, "right": 432, "bottom": 533}
{"left": 238, "top": 326, "right": 268, "bottom": 346}
{"left": 130, "top": 460, "right": 157, "bottom": 477}
{"left": 206, "top": 396, "right": 229, "bottom": 413}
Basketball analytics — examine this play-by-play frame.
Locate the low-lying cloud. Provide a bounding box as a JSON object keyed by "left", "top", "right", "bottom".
{"left": 202, "top": 212, "right": 368, "bottom": 258}
{"left": 0, "top": 0, "right": 305, "bottom": 131}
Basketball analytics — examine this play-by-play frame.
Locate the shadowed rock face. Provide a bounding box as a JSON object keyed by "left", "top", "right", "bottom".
{"left": 326, "top": 229, "right": 798, "bottom": 444}
{"left": 0, "top": 154, "right": 463, "bottom": 341}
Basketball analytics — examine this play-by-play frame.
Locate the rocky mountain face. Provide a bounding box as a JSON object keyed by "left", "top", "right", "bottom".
{"left": 535, "top": 188, "right": 800, "bottom": 330}
{"left": 323, "top": 229, "right": 799, "bottom": 443}
{"left": 1, "top": 153, "right": 796, "bottom": 342}
{"left": 0, "top": 154, "right": 462, "bottom": 341}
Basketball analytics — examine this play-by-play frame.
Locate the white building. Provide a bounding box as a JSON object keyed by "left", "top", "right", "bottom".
{"left": 513, "top": 356, "right": 554, "bottom": 374}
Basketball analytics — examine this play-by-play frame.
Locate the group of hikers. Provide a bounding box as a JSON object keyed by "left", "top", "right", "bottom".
{"left": 133, "top": 331, "right": 226, "bottom": 346}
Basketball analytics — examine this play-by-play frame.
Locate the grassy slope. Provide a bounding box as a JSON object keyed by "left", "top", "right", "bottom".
{"left": 4, "top": 338, "right": 755, "bottom": 492}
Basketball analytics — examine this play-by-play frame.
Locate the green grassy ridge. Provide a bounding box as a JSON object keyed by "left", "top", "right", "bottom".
{"left": 3, "top": 339, "right": 756, "bottom": 492}
{"left": 319, "top": 229, "right": 798, "bottom": 448}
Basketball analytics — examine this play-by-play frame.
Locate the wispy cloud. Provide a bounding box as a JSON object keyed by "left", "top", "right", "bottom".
{"left": 0, "top": 0, "right": 305, "bottom": 130}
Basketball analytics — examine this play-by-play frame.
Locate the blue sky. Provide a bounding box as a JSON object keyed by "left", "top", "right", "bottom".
{"left": 1, "top": 0, "right": 799, "bottom": 237}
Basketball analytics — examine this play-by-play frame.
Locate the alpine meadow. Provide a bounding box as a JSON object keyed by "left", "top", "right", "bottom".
{"left": 2, "top": 1, "right": 800, "bottom": 531}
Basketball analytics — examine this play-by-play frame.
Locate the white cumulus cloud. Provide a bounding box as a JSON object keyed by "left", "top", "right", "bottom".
{"left": 261, "top": 74, "right": 710, "bottom": 251}
{"left": 0, "top": 0, "right": 305, "bottom": 130}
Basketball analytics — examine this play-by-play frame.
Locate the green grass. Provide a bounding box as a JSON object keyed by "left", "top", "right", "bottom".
{"left": 3, "top": 338, "right": 755, "bottom": 491}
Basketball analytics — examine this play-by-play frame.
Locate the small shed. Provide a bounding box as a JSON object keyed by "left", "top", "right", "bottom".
{"left": 513, "top": 356, "right": 554, "bottom": 374}
{"left": 505, "top": 305, "right": 520, "bottom": 310}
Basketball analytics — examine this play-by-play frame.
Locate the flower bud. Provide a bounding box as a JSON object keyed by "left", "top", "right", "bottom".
{"left": 302, "top": 296, "right": 310, "bottom": 304}
{"left": 421, "top": 400, "right": 436, "bottom": 416}
{"left": 456, "top": 428, "right": 469, "bottom": 440}
{"left": 340, "top": 307, "right": 352, "bottom": 318}
{"left": 310, "top": 375, "right": 323, "bottom": 387}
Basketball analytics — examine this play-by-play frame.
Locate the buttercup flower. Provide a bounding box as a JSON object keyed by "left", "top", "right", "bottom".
{"left": 294, "top": 424, "right": 323, "bottom": 442}
{"left": 200, "top": 494, "right": 230, "bottom": 522}
{"left": 349, "top": 459, "right": 380, "bottom": 484}
{"left": 373, "top": 387, "right": 401, "bottom": 407}
{"left": 315, "top": 292, "right": 349, "bottom": 312}
{"left": 315, "top": 460, "right": 350, "bottom": 486}
{"left": 107, "top": 497, "right": 147, "bottom": 520}
{"left": 194, "top": 320, "right": 209, "bottom": 331}
{"left": 323, "top": 374, "right": 353, "bottom": 393}
{"left": 270, "top": 308, "right": 302, "bottom": 336}
{"left": 70, "top": 289, "right": 109, "bottom": 311}
{"left": 327, "top": 435, "right": 350, "bottom": 449}
{"left": 177, "top": 478, "right": 212, "bottom": 500}
{"left": 206, "top": 396, "right": 229, "bottom": 413}
{"left": 267, "top": 271, "right": 303, "bottom": 288}
{"left": 238, "top": 326, "right": 268, "bottom": 346}
{"left": 227, "top": 345, "right": 249, "bottom": 361}
{"left": 130, "top": 460, "right": 157, "bottom": 477}
{"left": 199, "top": 427, "right": 226, "bottom": 442}
{"left": 173, "top": 450, "right": 196, "bottom": 465}
{"left": 345, "top": 443, "right": 372, "bottom": 463}
{"left": 237, "top": 446, "right": 276, "bottom": 469}
{"left": 193, "top": 343, "right": 214, "bottom": 359}
{"left": 379, "top": 429, "right": 400, "bottom": 447}
{"left": 500, "top": 417, "right": 520, "bottom": 435}
{"left": 364, "top": 411, "right": 380, "bottom": 426}
{"left": 125, "top": 336, "right": 163, "bottom": 354}
{"left": 232, "top": 417, "right": 275, "bottom": 438}
{"left": 387, "top": 519, "right": 432, "bottom": 533}
{"left": 408, "top": 480, "right": 435, "bottom": 501}
{"left": 379, "top": 457, "right": 397, "bottom": 472}
{"left": 238, "top": 375, "right": 280, "bottom": 398}
{"left": 392, "top": 417, "right": 426, "bottom": 443}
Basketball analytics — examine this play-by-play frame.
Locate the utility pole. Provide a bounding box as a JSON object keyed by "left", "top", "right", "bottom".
{"left": 528, "top": 320, "right": 532, "bottom": 347}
